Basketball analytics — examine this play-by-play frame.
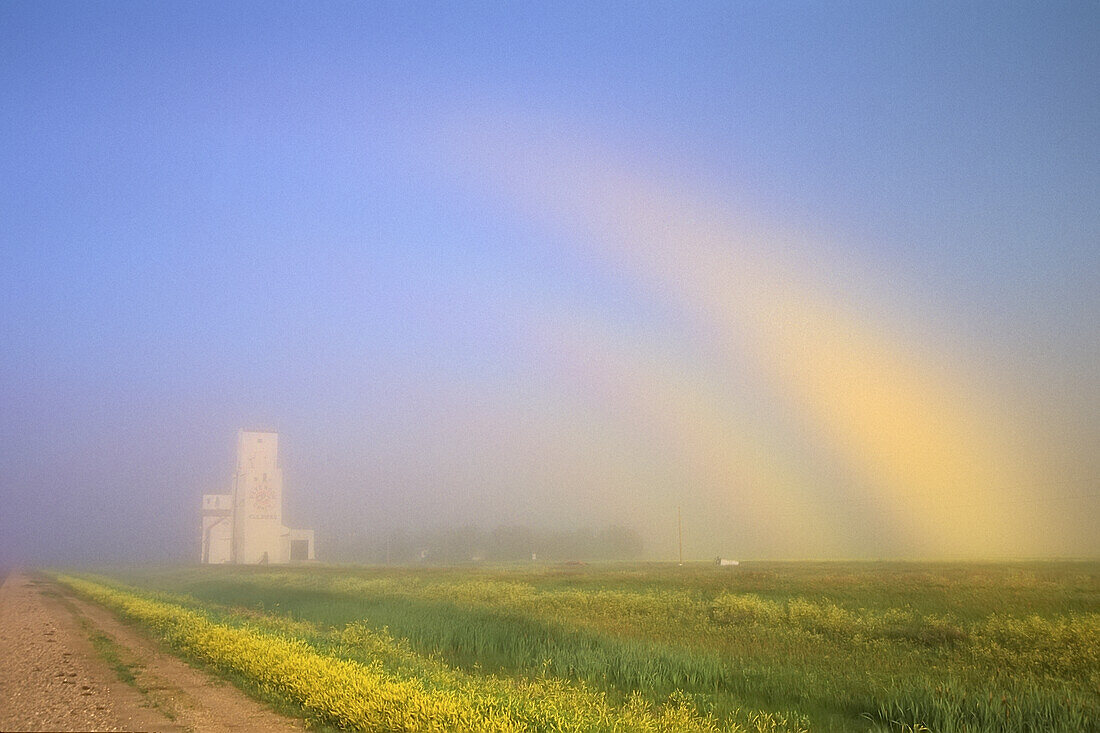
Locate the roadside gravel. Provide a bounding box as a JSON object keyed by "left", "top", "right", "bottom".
{"left": 0, "top": 569, "right": 173, "bottom": 732}
{"left": 0, "top": 570, "right": 305, "bottom": 733}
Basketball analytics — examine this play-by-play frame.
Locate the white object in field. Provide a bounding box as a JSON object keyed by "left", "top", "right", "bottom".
{"left": 201, "top": 493, "right": 233, "bottom": 563}
{"left": 200, "top": 429, "right": 315, "bottom": 564}
{"left": 719, "top": 558, "right": 739, "bottom": 566}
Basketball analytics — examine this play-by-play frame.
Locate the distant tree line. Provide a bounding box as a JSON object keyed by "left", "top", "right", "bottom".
{"left": 322, "top": 524, "right": 644, "bottom": 564}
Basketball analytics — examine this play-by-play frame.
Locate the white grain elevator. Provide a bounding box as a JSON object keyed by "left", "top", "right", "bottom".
{"left": 201, "top": 430, "right": 315, "bottom": 564}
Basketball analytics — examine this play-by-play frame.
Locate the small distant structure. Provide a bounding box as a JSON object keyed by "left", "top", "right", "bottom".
{"left": 715, "top": 557, "right": 740, "bottom": 567}
{"left": 201, "top": 430, "right": 315, "bottom": 564}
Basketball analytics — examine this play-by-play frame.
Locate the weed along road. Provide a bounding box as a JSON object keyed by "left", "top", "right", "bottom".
{"left": 0, "top": 570, "right": 303, "bottom": 732}
{"left": 36, "top": 563, "right": 1100, "bottom": 732}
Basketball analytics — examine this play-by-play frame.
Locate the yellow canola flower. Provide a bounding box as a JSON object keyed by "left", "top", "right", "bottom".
{"left": 54, "top": 575, "right": 745, "bottom": 733}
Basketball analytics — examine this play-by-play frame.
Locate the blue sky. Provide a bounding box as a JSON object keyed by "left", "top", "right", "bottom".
{"left": 1, "top": 2, "right": 1097, "bottom": 562}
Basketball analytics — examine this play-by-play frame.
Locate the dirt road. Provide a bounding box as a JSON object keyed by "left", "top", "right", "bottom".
{"left": 0, "top": 570, "right": 305, "bottom": 732}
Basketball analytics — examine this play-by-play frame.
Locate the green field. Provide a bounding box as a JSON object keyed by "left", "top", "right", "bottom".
{"left": 57, "top": 562, "right": 1099, "bottom": 732}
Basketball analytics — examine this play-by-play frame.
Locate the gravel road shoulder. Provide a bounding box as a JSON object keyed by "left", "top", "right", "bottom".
{"left": 0, "top": 570, "right": 305, "bottom": 733}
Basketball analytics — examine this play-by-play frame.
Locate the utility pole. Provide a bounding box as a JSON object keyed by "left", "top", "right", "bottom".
{"left": 678, "top": 505, "right": 683, "bottom": 566}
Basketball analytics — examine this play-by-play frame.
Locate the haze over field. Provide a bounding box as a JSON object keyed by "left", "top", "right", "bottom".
{"left": 1, "top": 3, "right": 1097, "bottom": 564}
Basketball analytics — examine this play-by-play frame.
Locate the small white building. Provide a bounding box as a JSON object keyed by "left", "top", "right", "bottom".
{"left": 201, "top": 430, "right": 315, "bottom": 564}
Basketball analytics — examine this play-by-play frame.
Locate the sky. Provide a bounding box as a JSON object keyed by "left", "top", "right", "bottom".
{"left": 1, "top": 1, "right": 1097, "bottom": 564}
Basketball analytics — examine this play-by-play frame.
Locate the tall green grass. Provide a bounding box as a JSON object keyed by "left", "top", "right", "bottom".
{"left": 93, "top": 562, "right": 1100, "bottom": 731}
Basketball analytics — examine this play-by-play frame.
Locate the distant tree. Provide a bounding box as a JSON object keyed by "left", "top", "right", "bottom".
{"left": 319, "top": 522, "right": 644, "bottom": 564}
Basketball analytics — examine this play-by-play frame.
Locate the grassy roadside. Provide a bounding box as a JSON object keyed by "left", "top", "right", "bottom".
{"left": 53, "top": 563, "right": 1100, "bottom": 732}
{"left": 53, "top": 573, "right": 804, "bottom": 732}
{"left": 41, "top": 574, "right": 330, "bottom": 731}
{"left": 100, "top": 563, "right": 1100, "bottom": 732}
{"left": 86, "top": 628, "right": 141, "bottom": 689}
{"left": 35, "top": 577, "right": 178, "bottom": 722}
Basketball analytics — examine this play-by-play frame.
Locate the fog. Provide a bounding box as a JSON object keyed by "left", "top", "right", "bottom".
{"left": 2, "top": 4, "right": 1098, "bottom": 565}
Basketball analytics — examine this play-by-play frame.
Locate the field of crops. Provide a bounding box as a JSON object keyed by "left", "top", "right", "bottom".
{"left": 54, "top": 562, "right": 1099, "bottom": 732}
